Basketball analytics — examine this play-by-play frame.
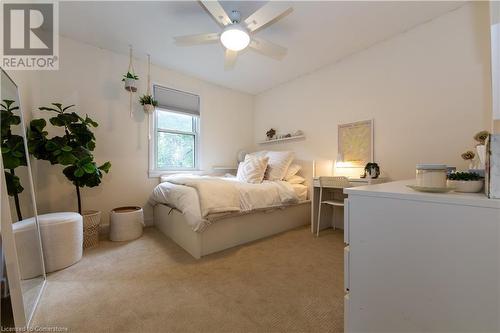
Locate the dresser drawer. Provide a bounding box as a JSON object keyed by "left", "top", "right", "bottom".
{"left": 344, "top": 245, "right": 350, "bottom": 292}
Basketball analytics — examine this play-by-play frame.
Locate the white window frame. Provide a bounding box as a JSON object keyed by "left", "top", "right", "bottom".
{"left": 148, "top": 107, "right": 200, "bottom": 177}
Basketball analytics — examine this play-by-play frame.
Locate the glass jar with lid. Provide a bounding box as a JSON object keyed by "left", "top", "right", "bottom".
{"left": 416, "top": 164, "right": 448, "bottom": 188}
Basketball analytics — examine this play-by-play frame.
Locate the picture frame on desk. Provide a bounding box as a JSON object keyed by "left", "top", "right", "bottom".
{"left": 337, "top": 119, "right": 374, "bottom": 167}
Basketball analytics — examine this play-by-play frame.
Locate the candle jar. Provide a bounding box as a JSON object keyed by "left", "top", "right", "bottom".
{"left": 416, "top": 164, "right": 448, "bottom": 188}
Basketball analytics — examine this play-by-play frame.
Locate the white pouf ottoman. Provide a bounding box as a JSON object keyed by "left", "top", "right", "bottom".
{"left": 110, "top": 206, "right": 144, "bottom": 241}
{"left": 12, "top": 219, "right": 45, "bottom": 279}
{"left": 13, "top": 212, "right": 83, "bottom": 278}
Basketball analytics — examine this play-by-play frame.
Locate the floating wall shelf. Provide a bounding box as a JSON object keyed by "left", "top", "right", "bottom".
{"left": 258, "top": 135, "right": 306, "bottom": 145}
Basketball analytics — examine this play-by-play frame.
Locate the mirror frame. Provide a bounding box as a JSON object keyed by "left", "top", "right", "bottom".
{"left": 1, "top": 68, "right": 46, "bottom": 328}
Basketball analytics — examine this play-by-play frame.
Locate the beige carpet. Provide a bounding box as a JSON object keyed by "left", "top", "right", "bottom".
{"left": 32, "top": 226, "right": 344, "bottom": 332}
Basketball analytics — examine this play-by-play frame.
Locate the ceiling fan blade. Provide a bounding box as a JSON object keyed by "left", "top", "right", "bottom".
{"left": 249, "top": 38, "right": 287, "bottom": 60}
{"left": 199, "top": 1, "right": 232, "bottom": 27}
{"left": 224, "top": 49, "right": 238, "bottom": 70}
{"left": 174, "top": 33, "right": 220, "bottom": 46}
{"left": 244, "top": 3, "right": 293, "bottom": 32}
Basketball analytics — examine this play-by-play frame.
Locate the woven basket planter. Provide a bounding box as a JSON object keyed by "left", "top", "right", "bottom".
{"left": 82, "top": 210, "right": 101, "bottom": 249}
{"left": 143, "top": 104, "right": 155, "bottom": 113}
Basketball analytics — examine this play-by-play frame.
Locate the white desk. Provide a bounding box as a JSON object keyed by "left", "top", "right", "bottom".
{"left": 311, "top": 177, "right": 386, "bottom": 233}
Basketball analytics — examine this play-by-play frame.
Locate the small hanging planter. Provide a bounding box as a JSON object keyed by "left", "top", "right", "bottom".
{"left": 122, "top": 72, "right": 138, "bottom": 92}
{"left": 139, "top": 94, "right": 157, "bottom": 113}
{"left": 123, "top": 46, "right": 138, "bottom": 118}
{"left": 142, "top": 54, "right": 157, "bottom": 141}
{"left": 140, "top": 54, "right": 157, "bottom": 114}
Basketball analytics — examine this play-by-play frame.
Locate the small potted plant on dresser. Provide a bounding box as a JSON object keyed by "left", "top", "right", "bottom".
{"left": 447, "top": 172, "right": 484, "bottom": 193}
{"left": 28, "top": 103, "right": 111, "bottom": 249}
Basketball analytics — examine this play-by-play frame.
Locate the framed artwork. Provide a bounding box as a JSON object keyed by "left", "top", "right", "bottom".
{"left": 338, "top": 119, "right": 373, "bottom": 167}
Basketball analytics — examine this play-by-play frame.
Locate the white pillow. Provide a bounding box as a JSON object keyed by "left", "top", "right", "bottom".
{"left": 264, "top": 151, "right": 295, "bottom": 181}
{"left": 285, "top": 164, "right": 302, "bottom": 181}
{"left": 236, "top": 156, "right": 269, "bottom": 183}
{"left": 246, "top": 150, "right": 267, "bottom": 159}
{"left": 287, "top": 175, "right": 306, "bottom": 184}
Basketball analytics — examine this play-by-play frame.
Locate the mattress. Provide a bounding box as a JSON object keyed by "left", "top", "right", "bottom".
{"left": 291, "top": 183, "right": 308, "bottom": 201}
{"left": 150, "top": 176, "right": 307, "bottom": 232}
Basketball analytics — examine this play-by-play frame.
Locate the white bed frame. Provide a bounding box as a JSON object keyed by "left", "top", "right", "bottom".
{"left": 154, "top": 202, "right": 310, "bottom": 259}
{"left": 153, "top": 160, "right": 313, "bottom": 259}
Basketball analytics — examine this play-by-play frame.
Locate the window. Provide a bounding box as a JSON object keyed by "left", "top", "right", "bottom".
{"left": 150, "top": 85, "right": 200, "bottom": 174}
{"left": 155, "top": 109, "right": 198, "bottom": 170}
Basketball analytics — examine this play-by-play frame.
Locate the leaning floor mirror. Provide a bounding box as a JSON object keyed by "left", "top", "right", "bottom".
{"left": 1, "top": 68, "right": 46, "bottom": 328}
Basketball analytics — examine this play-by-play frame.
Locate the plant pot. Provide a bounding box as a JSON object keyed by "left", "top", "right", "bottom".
{"left": 124, "top": 78, "right": 137, "bottom": 92}
{"left": 143, "top": 104, "right": 155, "bottom": 113}
{"left": 447, "top": 180, "right": 484, "bottom": 193}
{"left": 82, "top": 210, "right": 101, "bottom": 249}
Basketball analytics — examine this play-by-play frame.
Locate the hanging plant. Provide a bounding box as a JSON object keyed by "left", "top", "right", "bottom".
{"left": 122, "top": 71, "right": 138, "bottom": 92}
{"left": 139, "top": 94, "right": 157, "bottom": 113}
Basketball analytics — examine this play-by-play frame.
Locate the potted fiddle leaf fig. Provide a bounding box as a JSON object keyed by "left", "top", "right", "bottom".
{"left": 28, "top": 103, "right": 111, "bottom": 248}
{"left": 122, "top": 71, "right": 138, "bottom": 92}
{"left": 139, "top": 94, "right": 157, "bottom": 113}
{"left": 1, "top": 99, "right": 26, "bottom": 220}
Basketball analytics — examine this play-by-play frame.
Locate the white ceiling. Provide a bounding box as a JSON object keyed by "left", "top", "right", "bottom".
{"left": 60, "top": 1, "right": 465, "bottom": 95}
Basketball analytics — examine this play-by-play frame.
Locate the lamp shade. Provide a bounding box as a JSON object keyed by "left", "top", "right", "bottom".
{"left": 220, "top": 24, "right": 250, "bottom": 51}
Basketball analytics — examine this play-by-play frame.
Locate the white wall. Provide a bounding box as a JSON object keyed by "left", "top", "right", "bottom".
{"left": 11, "top": 37, "right": 254, "bottom": 224}
{"left": 491, "top": 1, "right": 500, "bottom": 133}
{"left": 7, "top": 2, "right": 494, "bottom": 226}
{"left": 254, "top": 3, "right": 492, "bottom": 180}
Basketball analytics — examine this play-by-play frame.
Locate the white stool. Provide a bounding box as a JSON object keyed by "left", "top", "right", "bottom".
{"left": 13, "top": 212, "right": 83, "bottom": 278}
{"left": 110, "top": 206, "right": 144, "bottom": 241}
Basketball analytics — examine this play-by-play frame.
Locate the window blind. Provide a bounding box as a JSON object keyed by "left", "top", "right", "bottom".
{"left": 153, "top": 85, "right": 200, "bottom": 116}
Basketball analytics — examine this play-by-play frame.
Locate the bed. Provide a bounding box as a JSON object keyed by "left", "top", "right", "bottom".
{"left": 150, "top": 160, "right": 312, "bottom": 259}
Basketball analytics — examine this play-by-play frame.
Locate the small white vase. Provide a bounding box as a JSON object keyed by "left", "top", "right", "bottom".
{"left": 476, "top": 145, "right": 486, "bottom": 169}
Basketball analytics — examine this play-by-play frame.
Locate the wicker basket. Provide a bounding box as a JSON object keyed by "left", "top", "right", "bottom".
{"left": 82, "top": 210, "right": 101, "bottom": 249}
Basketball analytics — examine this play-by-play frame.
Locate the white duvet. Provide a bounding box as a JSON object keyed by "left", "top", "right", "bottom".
{"left": 149, "top": 175, "right": 300, "bottom": 232}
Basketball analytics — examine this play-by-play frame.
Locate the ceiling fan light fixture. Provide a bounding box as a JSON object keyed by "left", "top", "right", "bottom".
{"left": 220, "top": 24, "right": 250, "bottom": 51}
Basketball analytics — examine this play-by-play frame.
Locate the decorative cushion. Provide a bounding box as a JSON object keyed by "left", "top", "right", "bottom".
{"left": 284, "top": 164, "right": 302, "bottom": 181}
{"left": 236, "top": 155, "right": 269, "bottom": 183}
{"left": 264, "top": 151, "right": 295, "bottom": 181}
{"left": 287, "top": 175, "right": 306, "bottom": 184}
{"left": 245, "top": 150, "right": 267, "bottom": 159}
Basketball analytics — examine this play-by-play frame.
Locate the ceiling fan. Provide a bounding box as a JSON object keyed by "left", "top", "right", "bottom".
{"left": 174, "top": 1, "right": 293, "bottom": 70}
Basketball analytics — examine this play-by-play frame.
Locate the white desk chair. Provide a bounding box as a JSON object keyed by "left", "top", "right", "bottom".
{"left": 317, "top": 176, "right": 350, "bottom": 237}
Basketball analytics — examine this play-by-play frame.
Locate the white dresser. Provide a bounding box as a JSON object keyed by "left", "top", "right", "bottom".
{"left": 343, "top": 180, "right": 500, "bottom": 332}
